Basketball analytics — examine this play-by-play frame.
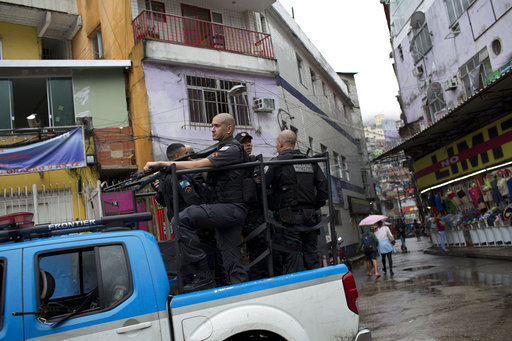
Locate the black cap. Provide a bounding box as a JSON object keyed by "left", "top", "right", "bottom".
{"left": 235, "top": 132, "right": 253, "bottom": 142}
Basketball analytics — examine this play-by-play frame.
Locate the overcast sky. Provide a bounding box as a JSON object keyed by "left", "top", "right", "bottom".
{"left": 278, "top": 0, "right": 401, "bottom": 124}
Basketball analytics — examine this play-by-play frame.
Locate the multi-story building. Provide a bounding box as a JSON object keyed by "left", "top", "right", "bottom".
{"left": 379, "top": 0, "right": 512, "bottom": 222}
{"left": 383, "top": 0, "right": 512, "bottom": 137}
{"left": 0, "top": 1, "right": 375, "bottom": 253}
{"left": 0, "top": 0, "right": 132, "bottom": 223}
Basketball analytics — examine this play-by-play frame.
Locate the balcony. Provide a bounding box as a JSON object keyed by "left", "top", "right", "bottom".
{"left": 133, "top": 11, "right": 274, "bottom": 60}
{"left": 0, "top": 0, "right": 80, "bottom": 40}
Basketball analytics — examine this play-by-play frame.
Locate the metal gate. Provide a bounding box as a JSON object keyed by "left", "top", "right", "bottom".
{"left": 0, "top": 183, "right": 73, "bottom": 224}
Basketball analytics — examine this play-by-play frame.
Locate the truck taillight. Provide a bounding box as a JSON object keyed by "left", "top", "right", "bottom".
{"left": 342, "top": 272, "right": 358, "bottom": 314}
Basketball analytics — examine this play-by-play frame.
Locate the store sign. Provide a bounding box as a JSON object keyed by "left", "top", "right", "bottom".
{"left": 0, "top": 128, "right": 86, "bottom": 176}
{"left": 413, "top": 114, "right": 512, "bottom": 189}
{"left": 349, "top": 197, "right": 370, "bottom": 214}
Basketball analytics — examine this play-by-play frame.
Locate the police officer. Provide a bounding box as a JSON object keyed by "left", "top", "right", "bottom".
{"left": 265, "top": 130, "right": 328, "bottom": 274}
{"left": 154, "top": 143, "right": 205, "bottom": 220}
{"left": 235, "top": 131, "right": 269, "bottom": 280}
{"left": 145, "top": 113, "right": 250, "bottom": 291}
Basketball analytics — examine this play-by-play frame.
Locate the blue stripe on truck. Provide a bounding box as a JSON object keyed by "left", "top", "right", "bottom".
{"left": 172, "top": 264, "right": 348, "bottom": 308}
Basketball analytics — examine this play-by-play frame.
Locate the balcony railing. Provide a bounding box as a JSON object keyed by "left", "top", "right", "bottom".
{"left": 133, "top": 10, "right": 274, "bottom": 59}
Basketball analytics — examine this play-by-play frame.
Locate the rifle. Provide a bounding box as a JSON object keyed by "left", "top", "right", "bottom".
{"left": 102, "top": 137, "right": 234, "bottom": 192}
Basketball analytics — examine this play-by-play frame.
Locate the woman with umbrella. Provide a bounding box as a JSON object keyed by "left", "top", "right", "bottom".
{"left": 374, "top": 221, "right": 396, "bottom": 276}
{"left": 359, "top": 215, "right": 387, "bottom": 277}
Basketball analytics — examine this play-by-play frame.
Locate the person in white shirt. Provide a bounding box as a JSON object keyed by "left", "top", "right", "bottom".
{"left": 374, "top": 221, "right": 396, "bottom": 276}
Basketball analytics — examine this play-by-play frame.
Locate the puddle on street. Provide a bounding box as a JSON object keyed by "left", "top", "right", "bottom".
{"left": 360, "top": 268, "right": 512, "bottom": 296}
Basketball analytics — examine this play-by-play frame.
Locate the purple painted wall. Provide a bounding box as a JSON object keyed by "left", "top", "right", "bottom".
{"left": 142, "top": 62, "right": 282, "bottom": 161}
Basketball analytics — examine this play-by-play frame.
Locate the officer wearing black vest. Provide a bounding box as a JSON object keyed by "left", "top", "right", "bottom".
{"left": 154, "top": 143, "right": 206, "bottom": 220}
{"left": 145, "top": 113, "right": 251, "bottom": 291}
{"left": 265, "top": 130, "right": 328, "bottom": 274}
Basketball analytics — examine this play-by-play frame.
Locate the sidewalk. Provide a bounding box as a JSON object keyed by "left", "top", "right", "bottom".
{"left": 424, "top": 244, "right": 512, "bottom": 261}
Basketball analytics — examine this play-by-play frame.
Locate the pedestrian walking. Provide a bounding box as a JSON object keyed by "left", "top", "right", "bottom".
{"left": 359, "top": 225, "right": 381, "bottom": 277}
{"left": 396, "top": 219, "right": 408, "bottom": 252}
{"left": 374, "top": 221, "right": 395, "bottom": 276}
{"left": 413, "top": 219, "right": 421, "bottom": 240}
{"left": 435, "top": 212, "right": 448, "bottom": 252}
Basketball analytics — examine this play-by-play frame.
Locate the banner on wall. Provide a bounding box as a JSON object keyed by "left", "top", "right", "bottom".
{"left": 0, "top": 128, "right": 86, "bottom": 176}
{"left": 413, "top": 114, "right": 512, "bottom": 190}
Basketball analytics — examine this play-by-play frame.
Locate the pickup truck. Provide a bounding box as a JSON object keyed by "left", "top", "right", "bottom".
{"left": 0, "top": 212, "right": 370, "bottom": 341}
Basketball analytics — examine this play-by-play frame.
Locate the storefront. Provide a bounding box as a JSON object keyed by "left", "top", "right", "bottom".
{"left": 376, "top": 70, "right": 512, "bottom": 248}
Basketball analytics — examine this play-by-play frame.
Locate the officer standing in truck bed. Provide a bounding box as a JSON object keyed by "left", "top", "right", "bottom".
{"left": 265, "top": 130, "right": 328, "bottom": 274}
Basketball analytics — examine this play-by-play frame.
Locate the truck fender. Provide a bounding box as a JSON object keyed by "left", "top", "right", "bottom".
{"left": 183, "top": 304, "right": 309, "bottom": 341}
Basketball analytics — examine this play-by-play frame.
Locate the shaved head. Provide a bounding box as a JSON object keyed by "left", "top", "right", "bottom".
{"left": 276, "top": 130, "right": 296, "bottom": 153}
{"left": 277, "top": 130, "right": 296, "bottom": 148}
{"left": 214, "top": 113, "right": 235, "bottom": 128}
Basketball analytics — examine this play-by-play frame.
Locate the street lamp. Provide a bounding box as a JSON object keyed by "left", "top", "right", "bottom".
{"left": 227, "top": 85, "right": 246, "bottom": 116}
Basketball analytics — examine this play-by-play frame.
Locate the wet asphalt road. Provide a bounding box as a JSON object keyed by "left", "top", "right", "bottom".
{"left": 353, "top": 238, "right": 512, "bottom": 341}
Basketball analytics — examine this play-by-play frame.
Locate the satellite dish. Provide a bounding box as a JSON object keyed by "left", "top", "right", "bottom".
{"left": 410, "top": 11, "right": 425, "bottom": 30}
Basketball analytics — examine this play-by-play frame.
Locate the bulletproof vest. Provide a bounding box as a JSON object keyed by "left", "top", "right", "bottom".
{"left": 208, "top": 141, "right": 256, "bottom": 204}
{"left": 159, "top": 173, "right": 205, "bottom": 219}
{"left": 270, "top": 151, "right": 317, "bottom": 210}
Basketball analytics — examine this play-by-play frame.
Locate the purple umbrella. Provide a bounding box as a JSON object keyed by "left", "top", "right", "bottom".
{"left": 359, "top": 214, "right": 388, "bottom": 226}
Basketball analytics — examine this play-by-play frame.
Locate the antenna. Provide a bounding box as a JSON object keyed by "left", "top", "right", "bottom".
{"left": 410, "top": 11, "right": 425, "bottom": 30}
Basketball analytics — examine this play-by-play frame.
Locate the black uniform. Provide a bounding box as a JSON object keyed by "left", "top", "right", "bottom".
{"left": 265, "top": 149, "right": 328, "bottom": 274}
{"left": 176, "top": 139, "right": 250, "bottom": 288}
{"left": 241, "top": 154, "right": 269, "bottom": 280}
{"left": 155, "top": 172, "right": 206, "bottom": 221}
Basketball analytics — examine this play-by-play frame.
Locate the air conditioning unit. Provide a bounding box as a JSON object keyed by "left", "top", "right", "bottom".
{"left": 412, "top": 65, "right": 424, "bottom": 77}
{"left": 254, "top": 98, "right": 275, "bottom": 112}
{"left": 444, "top": 76, "right": 458, "bottom": 90}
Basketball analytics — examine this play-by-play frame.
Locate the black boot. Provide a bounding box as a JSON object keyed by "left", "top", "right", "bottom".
{"left": 182, "top": 259, "right": 215, "bottom": 293}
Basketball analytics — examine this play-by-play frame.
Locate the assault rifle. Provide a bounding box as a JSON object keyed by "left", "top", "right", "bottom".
{"left": 102, "top": 137, "right": 234, "bottom": 192}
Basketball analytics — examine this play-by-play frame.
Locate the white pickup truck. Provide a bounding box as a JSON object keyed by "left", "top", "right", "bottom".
{"left": 0, "top": 212, "right": 370, "bottom": 341}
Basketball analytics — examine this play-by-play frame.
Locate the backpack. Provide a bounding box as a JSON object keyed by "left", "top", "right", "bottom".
{"left": 362, "top": 232, "right": 373, "bottom": 251}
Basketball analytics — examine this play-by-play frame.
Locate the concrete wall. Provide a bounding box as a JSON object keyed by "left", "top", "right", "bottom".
{"left": 0, "top": 22, "right": 40, "bottom": 59}
{"left": 142, "top": 61, "right": 280, "bottom": 160}
{"left": 2, "top": 0, "right": 78, "bottom": 14}
{"left": 73, "top": 0, "right": 134, "bottom": 59}
{"left": 392, "top": 0, "right": 512, "bottom": 124}
{"left": 265, "top": 3, "right": 368, "bottom": 249}
{"left": 73, "top": 68, "right": 129, "bottom": 128}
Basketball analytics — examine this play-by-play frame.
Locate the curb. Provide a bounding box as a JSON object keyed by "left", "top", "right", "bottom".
{"left": 424, "top": 248, "right": 512, "bottom": 262}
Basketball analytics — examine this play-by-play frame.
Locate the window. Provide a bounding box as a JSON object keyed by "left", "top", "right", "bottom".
{"left": 355, "top": 138, "right": 363, "bottom": 154}
{"left": 333, "top": 151, "right": 343, "bottom": 178}
{"left": 91, "top": 28, "right": 103, "bottom": 59}
{"left": 310, "top": 69, "right": 317, "bottom": 95}
{"left": 322, "top": 81, "right": 327, "bottom": 97}
{"left": 186, "top": 75, "right": 250, "bottom": 126}
{"left": 36, "top": 244, "right": 131, "bottom": 322}
{"left": 308, "top": 136, "right": 314, "bottom": 156}
{"left": 0, "top": 259, "right": 4, "bottom": 330}
{"left": 145, "top": 0, "right": 165, "bottom": 12}
{"left": 408, "top": 23, "right": 432, "bottom": 63}
{"left": 42, "top": 38, "right": 71, "bottom": 59}
{"left": 319, "top": 144, "right": 328, "bottom": 174}
{"left": 259, "top": 13, "right": 268, "bottom": 33}
{"left": 341, "top": 155, "right": 350, "bottom": 181}
{"left": 0, "top": 38, "right": 3, "bottom": 59}
{"left": 0, "top": 78, "right": 74, "bottom": 129}
{"left": 445, "top": 0, "right": 475, "bottom": 24}
{"left": 296, "top": 55, "right": 305, "bottom": 85}
{"left": 459, "top": 48, "right": 492, "bottom": 97}
{"left": 145, "top": 0, "right": 166, "bottom": 23}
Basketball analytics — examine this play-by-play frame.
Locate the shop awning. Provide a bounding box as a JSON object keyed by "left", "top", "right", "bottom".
{"left": 374, "top": 69, "right": 512, "bottom": 162}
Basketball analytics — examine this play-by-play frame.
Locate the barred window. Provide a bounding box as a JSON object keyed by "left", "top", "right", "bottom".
{"left": 186, "top": 75, "right": 251, "bottom": 126}
{"left": 408, "top": 23, "right": 432, "bottom": 63}
{"left": 459, "top": 48, "right": 492, "bottom": 97}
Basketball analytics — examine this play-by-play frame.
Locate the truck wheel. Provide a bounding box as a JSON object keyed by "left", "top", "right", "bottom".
{"left": 224, "top": 330, "right": 287, "bottom": 341}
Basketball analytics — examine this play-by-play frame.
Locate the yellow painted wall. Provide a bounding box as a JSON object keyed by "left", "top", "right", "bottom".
{"left": 0, "top": 22, "right": 40, "bottom": 59}
{"left": 0, "top": 135, "right": 99, "bottom": 221}
{"left": 73, "top": 0, "right": 134, "bottom": 59}
{"left": 72, "top": 0, "right": 153, "bottom": 170}
{"left": 129, "top": 42, "right": 153, "bottom": 170}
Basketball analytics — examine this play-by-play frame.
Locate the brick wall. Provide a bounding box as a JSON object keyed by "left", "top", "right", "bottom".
{"left": 94, "top": 127, "right": 136, "bottom": 167}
